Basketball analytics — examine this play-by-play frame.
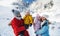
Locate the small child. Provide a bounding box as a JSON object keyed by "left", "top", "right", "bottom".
{"left": 33, "top": 14, "right": 41, "bottom": 36}
{"left": 23, "top": 11, "right": 33, "bottom": 29}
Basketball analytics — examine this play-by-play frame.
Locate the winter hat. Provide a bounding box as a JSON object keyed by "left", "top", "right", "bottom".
{"left": 36, "top": 14, "right": 41, "bottom": 18}
{"left": 12, "top": 9, "right": 20, "bottom": 16}
{"left": 42, "top": 14, "right": 49, "bottom": 19}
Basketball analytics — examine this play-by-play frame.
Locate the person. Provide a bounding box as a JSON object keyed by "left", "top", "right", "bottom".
{"left": 35, "top": 16, "right": 50, "bottom": 36}
{"left": 33, "top": 14, "right": 41, "bottom": 36}
{"left": 23, "top": 11, "right": 33, "bottom": 29}
{"left": 8, "top": 9, "right": 29, "bottom": 36}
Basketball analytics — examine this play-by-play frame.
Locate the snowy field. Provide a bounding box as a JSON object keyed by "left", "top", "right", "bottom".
{"left": 0, "top": 0, "right": 60, "bottom": 36}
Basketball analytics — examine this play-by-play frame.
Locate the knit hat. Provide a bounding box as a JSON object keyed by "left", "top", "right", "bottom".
{"left": 12, "top": 9, "right": 20, "bottom": 16}
{"left": 42, "top": 14, "right": 49, "bottom": 19}
{"left": 36, "top": 14, "right": 41, "bottom": 19}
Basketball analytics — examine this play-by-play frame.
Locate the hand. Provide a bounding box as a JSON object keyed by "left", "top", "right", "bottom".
{"left": 30, "top": 24, "right": 32, "bottom": 27}
{"left": 8, "top": 23, "right": 11, "bottom": 26}
{"left": 8, "top": 22, "right": 11, "bottom": 26}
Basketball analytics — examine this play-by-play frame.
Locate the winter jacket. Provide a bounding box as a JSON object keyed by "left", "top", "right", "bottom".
{"left": 33, "top": 15, "right": 41, "bottom": 32}
{"left": 11, "top": 17, "right": 26, "bottom": 36}
{"left": 36, "top": 20, "right": 49, "bottom": 36}
{"left": 23, "top": 15, "right": 33, "bottom": 25}
{"left": 24, "top": 30, "right": 29, "bottom": 36}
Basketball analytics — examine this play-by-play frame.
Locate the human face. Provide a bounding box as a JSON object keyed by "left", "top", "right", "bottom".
{"left": 42, "top": 17, "right": 46, "bottom": 21}
{"left": 17, "top": 14, "right": 21, "bottom": 17}
{"left": 26, "top": 12, "right": 30, "bottom": 15}
{"left": 38, "top": 16, "right": 41, "bottom": 20}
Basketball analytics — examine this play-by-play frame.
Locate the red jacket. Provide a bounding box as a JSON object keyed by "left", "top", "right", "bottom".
{"left": 11, "top": 17, "right": 26, "bottom": 36}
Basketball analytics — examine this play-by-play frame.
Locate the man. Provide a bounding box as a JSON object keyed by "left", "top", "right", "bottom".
{"left": 8, "top": 9, "right": 29, "bottom": 36}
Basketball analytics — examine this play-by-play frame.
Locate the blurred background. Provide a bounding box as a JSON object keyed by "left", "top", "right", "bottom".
{"left": 0, "top": 0, "right": 60, "bottom": 36}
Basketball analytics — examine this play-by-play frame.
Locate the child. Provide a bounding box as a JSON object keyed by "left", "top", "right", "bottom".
{"left": 8, "top": 9, "right": 29, "bottom": 36}
{"left": 36, "top": 16, "right": 49, "bottom": 36}
{"left": 23, "top": 11, "right": 33, "bottom": 29}
{"left": 33, "top": 14, "right": 41, "bottom": 36}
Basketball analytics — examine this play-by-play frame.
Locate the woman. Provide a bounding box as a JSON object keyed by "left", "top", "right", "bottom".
{"left": 36, "top": 16, "right": 49, "bottom": 36}
{"left": 33, "top": 14, "right": 41, "bottom": 36}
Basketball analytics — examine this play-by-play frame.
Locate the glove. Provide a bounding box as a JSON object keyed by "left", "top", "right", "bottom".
{"left": 29, "top": 24, "right": 32, "bottom": 27}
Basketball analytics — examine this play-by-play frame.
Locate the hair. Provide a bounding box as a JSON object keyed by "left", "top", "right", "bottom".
{"left": 40, "top": 17, "right": 47, "bottom": 22}
{"left": 44, "top": 17, "right": 47, "bottom": 20}
{"left": 40, "top": 18, "right": 43, "bottom": 22}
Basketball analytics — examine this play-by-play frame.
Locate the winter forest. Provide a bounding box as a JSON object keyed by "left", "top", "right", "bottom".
{"left": 0, "top": 0, "right": 60, "bottom": 36}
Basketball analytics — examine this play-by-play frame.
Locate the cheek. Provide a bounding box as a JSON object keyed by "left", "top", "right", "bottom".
{"left": 42, "top": 19, "right": 44, "bottom": 21}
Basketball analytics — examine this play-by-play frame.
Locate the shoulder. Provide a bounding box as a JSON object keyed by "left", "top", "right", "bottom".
{"left": 29, "top": 15, "right": 32, "bottom": 18}
{"left": 30, "top": 15, "right": 32, "bottom": 16}
{"left": 23, "top": 15, "right": 27, "bottom": 19}
{"left": 24, "top": 15, "right": 26, "bottom": 17}
{"left": 12, "top": 17, "right": 16, "bottom": 21}
{"left": 45, "top": 20, "right": 49, "bottom": 23}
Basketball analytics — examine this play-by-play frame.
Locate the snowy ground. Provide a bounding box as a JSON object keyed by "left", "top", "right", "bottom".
{"left": 0, "top": 0, "right": 60, "bottom": 36}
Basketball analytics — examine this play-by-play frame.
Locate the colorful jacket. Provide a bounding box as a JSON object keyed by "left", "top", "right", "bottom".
{"left": 11, "top": 17, "right": 26, "bottom": 36}
{"left": 36, "top": 20, "right": 49, "bottom": 36}
{"left": 33, "top": 15, "right": 41, "bottom": 32}
{"left": 23, "top": 15, "right": 33, "bottom": 24}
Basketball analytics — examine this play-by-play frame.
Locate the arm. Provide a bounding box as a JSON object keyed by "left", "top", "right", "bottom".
{"left": 23, "top": 15, "right": 26, "bottom": 19}
{"left": 29, "top": 15, "right": 33, "bottom": 24}
{"left": 36, "top": 26, "right": 49, "bottom": 35}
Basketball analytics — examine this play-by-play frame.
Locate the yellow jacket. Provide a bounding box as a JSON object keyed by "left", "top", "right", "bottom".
{"left": 23, "top": 15, "right": 33, "bottom": 25}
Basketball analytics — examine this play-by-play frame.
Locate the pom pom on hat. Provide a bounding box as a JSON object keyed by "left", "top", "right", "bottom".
{"left": 12, "top": 9, "right": 20, "bottom": 16}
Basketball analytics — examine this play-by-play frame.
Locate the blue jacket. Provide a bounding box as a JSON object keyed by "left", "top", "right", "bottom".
{"left": 36, "top": 20, "right": 49, "bottom": 36}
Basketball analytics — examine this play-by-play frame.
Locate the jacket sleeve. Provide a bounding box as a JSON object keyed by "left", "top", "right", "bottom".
{"left": 8, "top": 19, "right": 13, "bottom": 26}
{"left": 29, "top": 15, "right": 33, "bottom": 24}
{"left": 36, "top": 25, "right": 49, "bottom": 35}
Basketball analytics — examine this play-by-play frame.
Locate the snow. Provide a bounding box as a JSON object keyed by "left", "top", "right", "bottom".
{"left": 0, "top": 0, "right": 60, "bottom": 36}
